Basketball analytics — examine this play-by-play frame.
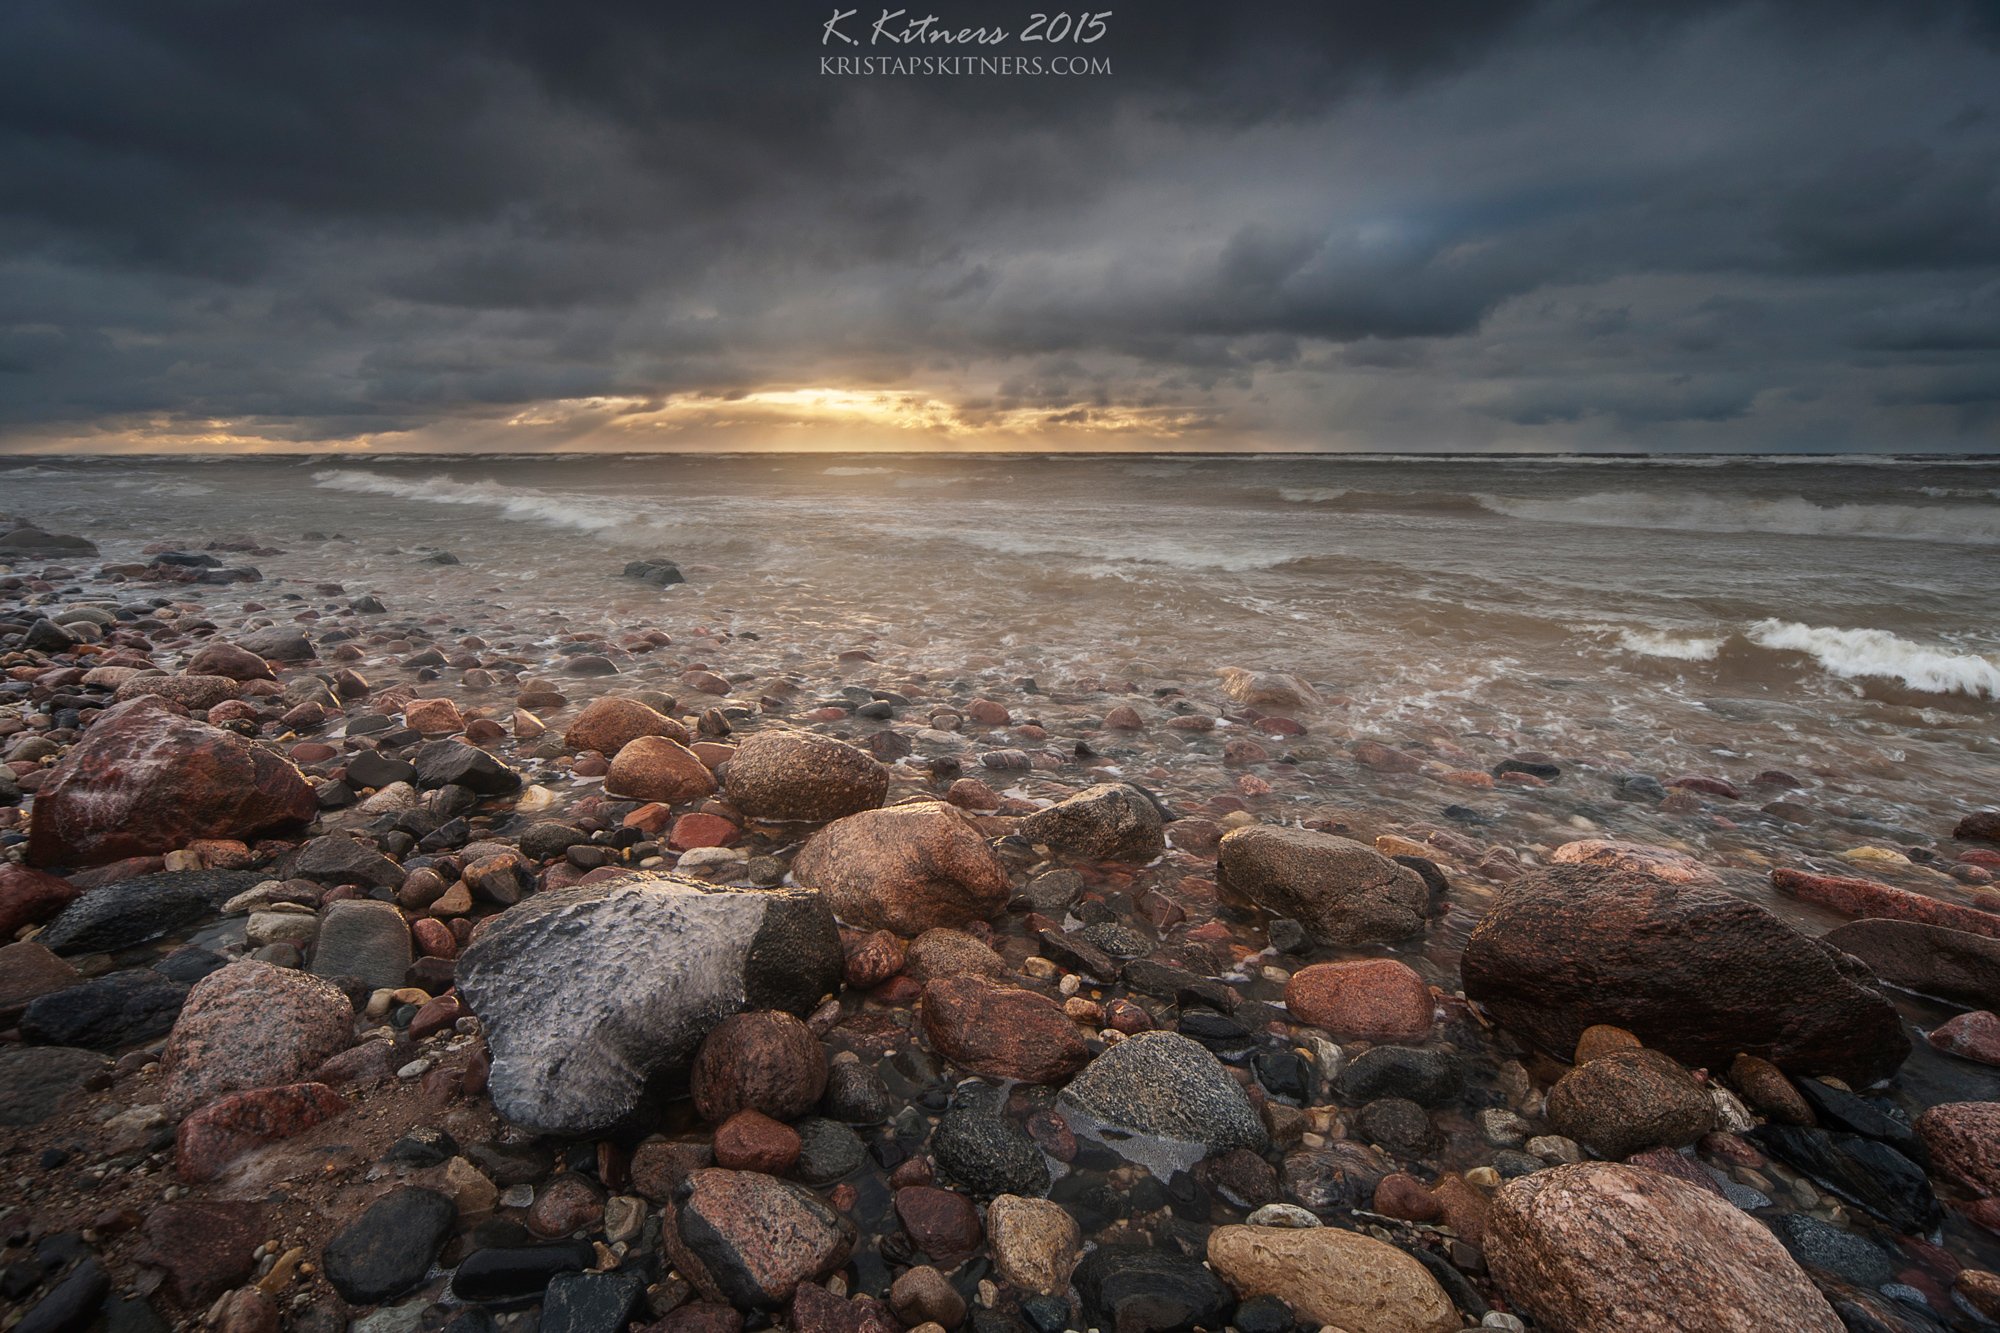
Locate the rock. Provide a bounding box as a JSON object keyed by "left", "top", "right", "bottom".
{"left": 1487, "top": 1162, "right": 1841, "bottom": 1332}
{"left": 1073, "top": 1247, "right": 1234, "bottom": 1333}
{"left": 920, "top": 976, "right": 1087, "bottom": 1083}
{"left": 236, "top": 626, "right": 314, "bottom": 661}
{"left": 0, "top": 1045, "right": 109, "bottom": 1126}
{"left": 985, "top": 1195, "right": 1080, "bottom": 1296}
{"left": 528, "top": 1174, "right": 606, "bottom": 1238}
{"left": 0, "top": 942, "right": 80, "bottom": 1023}
{"left": 1822, "top": 919, "right": 2000, "bottom": 1010}
{"left": 714, "top": 1109, "right": 803, "bottom": 1173}
{"left": 607, "top": 736, "right": 716, "bottom": 805}
{"left": 310, "top": 900, "right": 413, "bottom": 990}
{"left": 1207, "top": 1224, "right": 1457, "bottom": 1333}
{"left": 793, "top": 802, "right": 1010, "bottom": 934}
{"left": 321, "top": 1187, "right": 457, "bottom": 1306}
{"left": 1956, "top": 812, "right": 2000, "bottom": 843}
{"left": 1355, "top": 1098, "right": 1437, "bottom": 1157}
{"left": 37, "top": 869, "right": 259, "bottom": 956}
{"left": 1016, "top": 783, "right": 1166, "bottom": 862}
{"left": 1550, "top": 839, "right": 1719, "bottom": 884}
{"left": 663, "top": 1169, "right": 855, "bottom": 1308}
{"left": 185, "top": 642, "right": 277, "bottom": 682}
{"left": 15, "top": 1257, "right": 108, "bottom": 1333}
{"left": 451, "top": 1240, "right": 595, "bottom": 1304}
{"left": 1751, "top": 1124, "right": 1940, "bottom": 1232}
{"left": 889, "top": 1266, "right": 963, "bottom": 1328}
{"left": 20, "top": 969, "right": 188, "bottom": 1049}
{"left": 0, "top": 864, "right": 80, "bottom": 937}
{"left": 1057, "top": 1031, "right": 1266, "bottom": 1170}
{"left": 542, "top": 1272, "right": 645, "bottom": 1333}
{"left": 455, "top": 872, "right": 842, "bottom": 1134}
{"left": 1917, "top": 1101, "right": 2000, "bottom": 1196}
{"left": 904, "top": 929, "right": 1006, "bottom": 984}
{"left": 722, "top": 731, "right": 888, "bottom": 823}
{"left": 1216, "top": 668, "right": 1320, "bottom": 711}
{"left": 1572, "top": 1024, "right": 1641, "bottom": 1063}
{"left": 624, "top": 558, "right": 686, "bottom": 587}
{"left": 1284, "top": 959, "right": 1433, "bottom": 1043}
{"left": 1727, "top": 1053, "right": 1814, "bottom": 1126}
{"left": 26, "top": 699, "right": 317, "bottom": 867}
{"left": 823, "top": 1053, "right": 896, "bottom": 1124}
{"left": 135, "top": 1200, "right": 267, "bottom": 1304}
{"left": 565, "top": 697, "right": 690, "bottom": 754}
{"left": 175, "top": 1082, "right": 346, "bottom": 1181}
{"left": 410, "top": 739, "right": 521, "bottom": 795}
{"left": 1773, "top": 1213, "right": 1896, "bottom": 1288}
{"left": 161, "top": 960, "right": 356, "bottom": 1117}
{"left": 113, "top": 673, "right": 240, "bottom": 711}
{"left": 1461, "top": 865, "right": 1910, "bottom": 1085}
{"left": 0, "top": 525, "right": 96, "bottom": 555}
{"left": 892, "top": 1185, "right": 982, "bottom": 1264}
{"left": 932, "top": 1090, "right": 1051, "bottom": 1199}
{"left": 1333, "top": 1046, "right": 1463, "bottom": 1108}
{"left": 293, "top": 835, "right": 403, "bottom": 887}
{"left": 1217, "top": 826, "right": 1429, "bottom": 946}
{"left": 1545, "top": 1049, "right": 1715, "bottom": 1159}
{"left": 347, "top": 751, "right": 419, "bottom": 790}
{"left": 793, "top": 1117, "right": 867, "bottom": 1185}
{"left": 690, "top": 1010, "right": 829, "bottom": 1123}
{"left": 1773, "top": 867, "right": 2000, "bottom": 938}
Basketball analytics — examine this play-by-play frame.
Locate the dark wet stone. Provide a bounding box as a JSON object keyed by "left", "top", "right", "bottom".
{"left": 20, "top": 970, "right": 187, "bottom": 1050}
{"left": 792, "top": 1118, "right": 866, "bottom": 1185}
{"left": 1281, "top": 1142, "right": 1394, "bottom": 1213}
{"left": 1774, "top": 1213, "right": 1896, "bottom": 1288}
{"left": 1252, "top": 1050, "right": 1312, "bottom": 1105}
{"left": 0, "top": 1046, "right": 110, "bottom": 1126}
{"left": 540, "top": 1271, "right": 645, "bottom": 1333}
{"left": 1057, "top": 1031, "right": 1266, "bottom": 1158}
{"left": 383, "top": 1128, "right": 460, "bottom": 1169}
{"left": 411, "top": 740, "right": 521, "bottom": 795}
{"left": 1356, "top": 1098, "right": 1438, "bottom": 1158}
{"left": 154, "top": 946, "right": 230, "bottom": 985}
{"left": 450, "top": 1241, "right": 595, "bottom": 1306}
{"left": 345, "top": 751, "right": 419, "bottom": 790}
{"left": 16, "top": 1257, "right": 108, "bottom": 1333}
{"left": 1794, "top": 1079, "right": 1925, "bottom": 1165}
{"left": 320, "top": 1187, "right": 456, "bottom": 1306}
{"left": 932, "top": 1094, "right": 1051, "bottom": 1200}
{"left": 1232, "top": 1295, "right": 1296, "bottom": 1333}
{"left": 1073, "top": 1246, "right": 1233, "bottom": 1333}
{"left": 38, "top": 871, "right": 261, "bottom": 956}
{"left": 1333, "top": 1046, "right": 1464, "bottom": 1108}
{"left": 821, "top": 1057, "right": 896, "bottom": 1124}
{"left": 1751, "top": 1126, "right": 1941, "bottom": 1235}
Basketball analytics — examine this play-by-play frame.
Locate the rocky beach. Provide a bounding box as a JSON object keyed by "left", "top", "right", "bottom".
{"left": 3, "top": 455, "right": 2000, "bottom": 1333}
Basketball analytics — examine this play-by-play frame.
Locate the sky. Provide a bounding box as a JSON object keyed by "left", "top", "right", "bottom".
{"left": 1, "top": 0, "right": 1998, "bottom": 455}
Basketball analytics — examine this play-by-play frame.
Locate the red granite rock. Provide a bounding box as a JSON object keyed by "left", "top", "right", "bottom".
{"left": 565, "top": 697, "right": 691, "bottom": 755}
{"left": 714, "top": 1109, "right": 803, "bottom": 1174}
{"left": 1773, "top": 867, "right": 2000, "bottom": 939}
{"left": 690, "top": 1010, "right": 829, "bottom": 1123}
{"left": 0, "top": 864, "right": 80, "bottom": 935}
{"left": 607, "top": 736, "right": 717, "bottom": 805}
{"left": 792, "top": 801, "right": 1010, "bottom": 935}
{"left": 1919, "top": 1102, "right": 2000, "bottom": 1195}
{"left": 175, "top": 1082, "right": 346, "bottom": 1182}
{"left": 892, "top": 1185, "right": 982, "bottom": 1264}
{"left": 920, "top": 976, "right": 1088, "bottom": 1084}
{"left": 1284, "top": 959, "right": 1434, "bottom": 1043}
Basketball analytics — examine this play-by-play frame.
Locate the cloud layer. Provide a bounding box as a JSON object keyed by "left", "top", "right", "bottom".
{"left": 2, "top": 0, "right": 1998, "bottom": 452}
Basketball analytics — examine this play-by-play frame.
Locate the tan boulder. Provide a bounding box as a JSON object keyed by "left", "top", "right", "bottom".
{"left": 1206, "top": 1224, "right": 1458, "bottom": 1333}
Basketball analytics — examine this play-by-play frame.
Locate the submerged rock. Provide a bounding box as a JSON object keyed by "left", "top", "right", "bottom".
{"left": 792, "top": 801, "right": 1010, "bottom": 934}
{"left": 1217, "top": 826, "right": 1429, "bottom": 946}
{"left": 1545, "top": 1049, "right": 1716, "bottom": 1160}
{"left": 1056, "top": 1031, "right": 1266, "bottom": 1170}
{"left": 662, "top": 1169, "right": 854, "bottom": 1308}
{"left": 721, "top": 731, "right": 887, "bottom": 824}
{"left": 921, "top": 976, "right": 1088, "bottom": 1084}
{"left": 1822, "top": 919, "right": 2000, "bottom": 1011}
{"left": 455, "top": 872, "right": 842, "bottom": 1135}
{"left": 1487, "top": 1162, "right": 1841, "bottom": 1332}
{"left": 564, "top": 696, "right": 690, "bottom": 754}
{"left": 1016, "top": 783, "right": 1166, "bottom": 863}
{"left": 1917, "top": 1101, "right": 2000, "bottom": 1197}
{"left": 26, "top": 698, "right": 317, "bottom": 868}
{"left": 1461, "top": 865, "right": 1910, "bottom": 1085}
{"left": 1073, "top": 1246, "right": 1234, "bottom": 1333}
{"left": 38, "top": 869, "right": 262, "bottom": 957}
{"left": 1751, "top": 1124, "right": 1941, "bottom": 1233}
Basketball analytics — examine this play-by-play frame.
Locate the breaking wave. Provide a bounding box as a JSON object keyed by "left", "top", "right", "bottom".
{"left": 312, "top": 469, "right": 651, "bottom": 536}
{"left": 1479, "top": 491, "right": 2000, "bottom": 545}
{"left": 1607, "top": 619, "right": 2000, "bottom": 698}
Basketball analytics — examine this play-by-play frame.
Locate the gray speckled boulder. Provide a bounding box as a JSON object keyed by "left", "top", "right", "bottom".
{"left": 309, "top": 900, "right": 412, "bottom": 991}
{"left": 455, "top": 872, "right": 843, "bottom": 1136}
{"left": 1057, "top": 1031, "right": 1267, "bottom": 1174}
{"left": 38, "top": 870, "right": 264, "bottom": 957}
{"left": 1016, "top": 783, "right": 1165, "bottom": 863}
{"left": 1217, "top": 825, "right": 1429, "bottom": 946}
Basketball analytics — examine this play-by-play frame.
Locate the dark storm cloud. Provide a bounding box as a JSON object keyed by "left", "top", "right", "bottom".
{"left": 1, "top": 0, "right": 1998, "bottom": 450}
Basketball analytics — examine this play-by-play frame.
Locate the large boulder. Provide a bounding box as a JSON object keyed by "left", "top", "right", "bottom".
{"left": 564, "top": 697, "right": 689, "bottom": 754}
{"left": 1461, "top": 866, "right": 1909, "bottom": 1085}
{"left": 161, "top": 961, "right": 355, "bottom": 1117}
{"left": 721, "top": 731, "right": 888, "bottom": 824}
{"left": 1487, "top": 1162, "right": 1842, "bottom": 1331}
{"left": 662, "top": 1169, "right": 854, "bottom": 1308}
{"left": 1206, "top": 1224, "right": 1458, "bottom": 1333}
{"left": 920, "top": 976, "right": 1088, "bottom": 1084}
{"left": 455, "top": 872, "right": 842, "bottom": 1135}
{"left": 792, "top": 802, "right": 1010, "bottom": 934}
{"left": 1823, "top": 919, "right": 2000, "bottom": 1011}
{"left": 1217, "top": 825, "right": 1429, "bottom": 946}
{"left": 1056, "top": 1031, "right": 1266, "bottom": 1174}
{"left": 26, "top": 698, "right": 317, "bottom": 867}
{"left": 37, "top": 870, "right": 263, "bottom": 956}
{"left": 1918, "top": 1102, "right": 2000, "bottom": 1196}
{"left": 1016, "top": 783, "right": 1165, "bottom": 862}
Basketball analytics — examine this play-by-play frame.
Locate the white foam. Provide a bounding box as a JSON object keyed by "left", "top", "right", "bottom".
{"left": 821, "top": 465, "right": 897, "bottom": 476}
{"left": 1612, "top": 628, "right": 1725, "bottom": 661}
{"left": 1478, "top": 491, "right": 2000, "bottom": 546}
{"left": 1746, "top": 620, "right": 2000, "bottom": 698}
{"left": 312, "top": 469, "right": 658, "bottom": 538}
{"left": 1276, "top": 486, "right": 1351, "bottom": 504}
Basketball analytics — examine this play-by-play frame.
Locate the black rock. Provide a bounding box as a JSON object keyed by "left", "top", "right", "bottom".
{"left": 23, "top": 619, "right": 77, "bottom": 655}
{"left": 16, "top": 1257, "right": 107, "bottom": 1333}
{"left": 1773, "top": 1213, "right": 1896, "bottom": 1287}
{"left": 321, "top": 1187, "right": 457, "bottom": 1306}
{"left": 1493, "top": 759, "right": 1561, "bottom": 781}
{"left": 792, "top": 1118, "right": 866, "bottom": 1185}
{"left": 292, "top": 834, "right": 403, "bottom": 888}
{"left": 1355, "top": 1097, "right": 1438, "bottom": 1158}
{"left": 383, "top": 1128, "right": 460, "bottom": 1169}
{"left": 1333, "top": 1046, "right": 1464, "bottom": 1108}
{"left": 1253, "top": 1050, "right": 1312, "bottom": 1105}
{"left": 932, "top": 1093, "right": 1050, "bottom": 1199}
{"left": 236, "top": 627, "right": 314, "bottom": 661}
{"left": 519, "top": 822, "right": 589, "bottom": 862}
{"left": 1795, "top": 1079, "right": 1926, "bottom": 1166}
{"left": 1232, "top": 1295, "right": 1296, "bottom": 1333}
{"left": 345, "top": 751, "right": 419, "bottom": 790}
{"left": 1280, "top": 1142, "right": 1393, "bottom": 1213}
{"left": 1018, "top": 1293, "right": 1072, "bottom": 1333}
{"left": 154, "top": 946, "right": 231, "bottom": 985}
{"left": 622, "top": 560, "right": 686, "bottom": 587}
{"left": 19, "top": 971, "right": 188, "bottom": 1050}
{"left": 412, "top": 740, "right": 521, "bottom": 795}
{"left": 1614, "top": 773, "right": 1667, "bottom": 801}
{"left": 1750, "top": 1125, "right": 1941, "bottom": 1235}
{"left": 539, "top": 1271, "right": 645, "bottom": 1333}
{"left": 450, "top": 1242, "right": 598, "bottom": 1305}
{"left": 38, "top": 871, "right": 262, "bottom": 956}
{"left": 822, "top": 1059, "right": 896, "bottom": 1124}
{"left": 1037, "top": 929, "right": 1120, "bottom": 982}
{"left": 1265, "top": 918, "right": 1310, "bottom": 954}
{"left": 1073, "top": 1246, "right": 1234, "bottom": 1333}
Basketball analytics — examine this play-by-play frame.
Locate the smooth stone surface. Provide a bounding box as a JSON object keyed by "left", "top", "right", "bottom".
{"left": 0, "top": 1045, "right": 110, "bottom": 1126}
{"left": 1218, "top": 825, "right": 1429, "bottom": 946}
{"left": 1207, "top": 1224, "right": 1459, "bottom": 1333}
{"left": 1073, "top": 1246, "right": 1234, "bottom": 1333}
{"left": 38, "top": 870, "right": 262, "bottom": 956}
{"left": 1016, "top": 783, "right": 1167, "bottom": 863}
{"left": 310, "top": 900, "right": 413, "bottom": 991}
{"left": 793, "top": 801, "right": 1011, "bottom": 934}
{"left": 20, "top": 968, "right": 188, "bottom": 1050}
{"left": 321, "top": 1187, "right": 457, "bottom": 1306}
